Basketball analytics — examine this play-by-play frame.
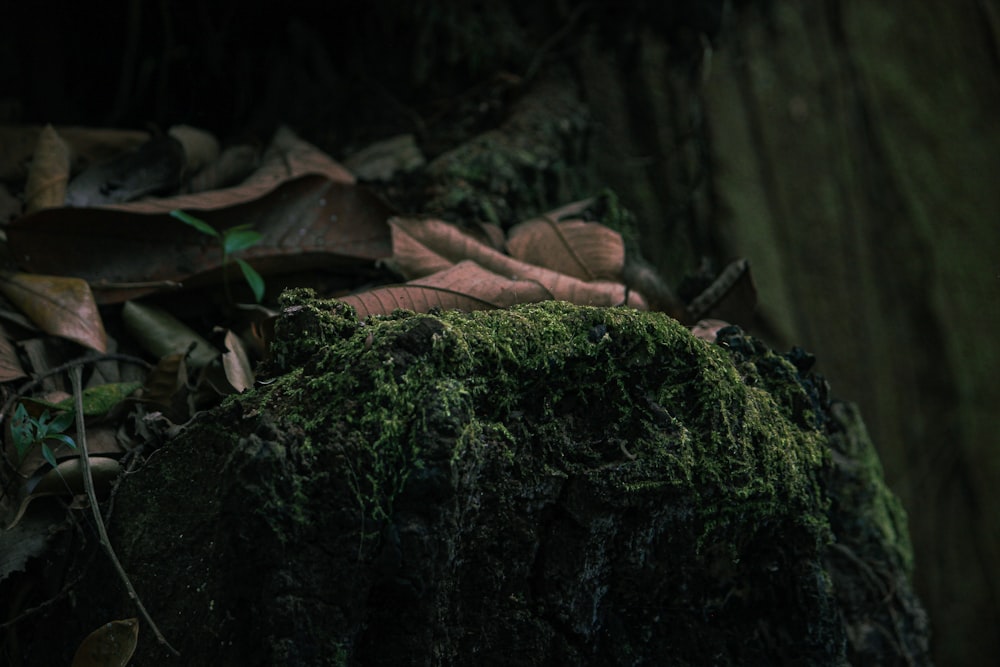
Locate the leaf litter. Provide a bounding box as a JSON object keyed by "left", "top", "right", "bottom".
{"left": 0, "top": 119, "right": 755, "bottom": 660}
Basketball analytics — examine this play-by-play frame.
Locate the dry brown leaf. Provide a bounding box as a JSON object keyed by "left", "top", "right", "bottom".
{"left": 71, "top": 618, "right": 138, "bottom": 667}
{"left": 506, "top": 215, "right": 624, "bottom": 281}
{"left": 339, "top": 262, "right": 552, "bottom": 319}
{"left": 0, "top": 323, "right": 27, "bottom": 382}
{"left": 140, "top": 353, "right": 188, "bottom": 406}
{"left": 0, "top": 125, "right": 150, "bottom": 182}
{"left": 23, "top": 124, "right": 71, "bottom": 213}
{"left": 168, "top": 124, "right": 220, "bottom": 173}
{"left": 691, "top": 319, "right": 732, "bottom": 342}
{"left": 0, "top": 273, "right": 107, "bottom": 352}
{"left": 104, "top": 125, "right": 354, "bottom": 214}
{"left": 5, "top": 457, "right": 122, "bottom": 530}
{"left": 390, "top": 218, "right": 646, "bottom": 309}
{"left": 221, "top": 329, "right": 254, "bottom": 393}
{"left": 184, "top": 144, "right": 260, "bottom": 194}
{"left": 342, "top": 133, "right": 425, "bottom": 181}
{"left": 122, "top": 301, "right": 218, "bottom": 368}
{"left": 7, "top": 129, "right": 392, "bottom": 304}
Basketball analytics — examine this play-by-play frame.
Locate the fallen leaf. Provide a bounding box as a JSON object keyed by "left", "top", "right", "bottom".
{"left": 220, "top": 329, "right": 254, "bottom": 393}
{"left": 0, "top": 324, "right": 27, "bottom": 382}
{"left": 0, "top": 273, "right": 107, "bottom": 351}
{"left": 690, "top": 319, "right": 732, "bottom": 342}
{"left": 23, "top": 124, "right": 70, "bottom": 213}
{"left": 184, "top": 144, "right": 260, "bottom": 194}
{"left": 122, "top": 301, "right": 218, "bottom": 368}
{"left": 168, "top": 124, "right": 220, "bottom": 173}
{"left": 8, "top": 131, "right": 394, "bottom": 304}
{"left": 338, "top": 261, "right": 553, "bottom": 319}
{"left": 5, "top": 457, "right": 122, "bottom": 530}
{"left": 71, "top": 618, "right": 138, "bottom": 667}
{"left": 390, "top": 218, "right": 646, "bottom": 309}
{"left": 506, "top": 215, "right": 624, "bottom": 281}
{"left": 135, "top": 352, "right": 191, "bottom": 424}
{"left": 0, "top": 125, "right": 149, "bottom": 182}
{"left": 65, "top": 135, "right": 185, "bottom": 208}
{"left": 343, "top": 133, "right": 425, "bottom": 181}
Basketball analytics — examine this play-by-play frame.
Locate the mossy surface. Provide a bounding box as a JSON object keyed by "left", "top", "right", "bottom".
{"left": 265, "top": 290, "right": 830, "bottom": 546}
{"left": 72, "top": 291, "right": 927, "bottom": 666}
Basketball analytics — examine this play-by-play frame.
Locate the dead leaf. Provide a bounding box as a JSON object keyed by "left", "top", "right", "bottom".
{"left": 221, "top": 329, "right": 254, "bottom": 393}
{"left": 506, "top": 214, "right": 624, "bottom": 281}
{"left": 390, "top": 218, "right": 646, "bottom": 309}
{"left": 5, "top": 457, "right": 122, "bottom": 530}
{"left": 7, "top": 129, "right": 394, "bottom": 303}
{"left": 65, "top": 135, "right": 185, "bottom": 208}
{"left": 343, "top": 133, "right": 425, "bottom": 181}
{"left": 0, "top": 125, "right": 150, "bottom": 182}
{"left": 691, "top": 319, "right": 732, "bottom": 342}
{"left": 168, "top": 124, "right": 220, "bottom": 174}
{"left": 0, "top": 501, "right": 68, "bottom": 583}
{"left": 0, "top": 273, "right": 107, "bottom": 351}
{"left": 0, "top": 323, "right": 27, "bottom": 382}
{"left": 71, "top": 618, "right": 138, "bottom": 667}
{"left": 184, "top": 144, "right": 260, "bottom": 194}
{"left": 122, "top": 301, "right": 218, "bottom": 368}
{"left": 106, "top": 125, "right": 355, "bottom": 213}
{"left": 339, "top": 261, "right": 553, "bottom": 319}
{"left": 135, "top": 352, "right": 192, "bottom": 423}
{"left": 23, "top": 124, "right": 70, "bottom": 213}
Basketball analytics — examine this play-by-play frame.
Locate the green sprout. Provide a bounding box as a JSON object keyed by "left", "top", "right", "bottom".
{"left": 10, "top": 403, "right": 76, "bottom": 469}
{"left": 170, "top": 209, "right": 266, "bottom": 303}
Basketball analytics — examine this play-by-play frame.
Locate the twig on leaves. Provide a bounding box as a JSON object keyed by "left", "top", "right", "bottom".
{"left": 70, "top": 366, "right": 180, "bottom": 657}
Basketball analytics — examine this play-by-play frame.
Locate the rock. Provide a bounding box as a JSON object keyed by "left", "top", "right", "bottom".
{"left": 74, "top": 291, "right": 929, "bottom": 665}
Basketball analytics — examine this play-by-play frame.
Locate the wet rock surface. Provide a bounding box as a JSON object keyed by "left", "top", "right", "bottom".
{"left": 66, "top": 293, "right": 929, "bottom": 665}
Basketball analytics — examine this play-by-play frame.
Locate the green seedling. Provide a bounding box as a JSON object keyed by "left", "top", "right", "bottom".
{"left": 170, "top": 209, "right": 266, "bottom": 303}
{"left": 11, "top": 403, "right": 76, "bottom": 469}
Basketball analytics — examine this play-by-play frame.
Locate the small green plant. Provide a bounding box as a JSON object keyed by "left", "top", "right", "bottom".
{"left": 170, "top": 209, "right": 266, "bottom": 303}
{"left": 10, "top": 403, "right": 76, "bottom": 468}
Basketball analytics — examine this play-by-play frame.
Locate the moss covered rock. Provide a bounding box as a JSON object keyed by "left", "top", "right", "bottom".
{"left": 83, "top": 292, "right": 928, "bottom": 665}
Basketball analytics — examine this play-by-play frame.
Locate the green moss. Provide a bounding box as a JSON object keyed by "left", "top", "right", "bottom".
{"left": 256, "top": 294, "right": 833, "bottom": 554}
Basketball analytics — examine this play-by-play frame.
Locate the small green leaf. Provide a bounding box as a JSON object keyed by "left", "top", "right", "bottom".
{"left": 41, "top": 443, "right": 58, "bottom": 469}
{"left": 170, "top": 209, "right": 220, "bottom": 238}
{"left": 45, "top": 410, "right": 75, "bottom": 434}
{"left": 48, "top": 433, "right": 77, "bottom": 450}
{"left": 236, "top": 258, "right": 266, "bottom": 303}
{"left": 223, "top": 227, "right": 263, "bottom": 255}
{"left": 50, "top": 381, "right": 143, "bottom": 417}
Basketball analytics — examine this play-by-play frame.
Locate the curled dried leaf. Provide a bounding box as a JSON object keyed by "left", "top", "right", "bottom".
{"left": 391, "top": 218, "right": 646, "bottom": 309}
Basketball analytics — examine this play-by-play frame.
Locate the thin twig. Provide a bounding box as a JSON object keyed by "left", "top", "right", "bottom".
{"left": 70, "top": 366, "right": 180, "bottom": 657}
{"left": 0, "top": 352, "right": 152, "bottom": 425}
